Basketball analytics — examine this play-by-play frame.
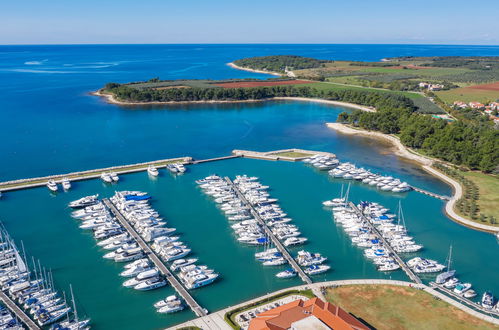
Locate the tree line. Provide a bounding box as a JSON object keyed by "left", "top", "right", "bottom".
{"left": 233, "top": 55, "right": 330, "bottom": 73}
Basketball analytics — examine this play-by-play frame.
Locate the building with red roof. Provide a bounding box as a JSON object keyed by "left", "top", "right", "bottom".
{"left": 248, "top": 298, "right": 369, "bottom": 330}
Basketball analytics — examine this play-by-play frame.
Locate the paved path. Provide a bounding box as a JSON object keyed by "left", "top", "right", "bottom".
{"left": 0, "top": 290, "right": 40, "bottom": 330}
{"left": 103, "top": 199, "right": 207, "bottom": 318}
{"left": 423, "top": 165, "right": 499, "bottom": 234}
{"left": 169, "top": 279, "right": 499, "bottom": 329}
{"left": 225, "top": 177, "right": 312, "bottom": 284}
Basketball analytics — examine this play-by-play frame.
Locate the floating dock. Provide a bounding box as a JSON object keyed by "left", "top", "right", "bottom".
{"left": 103, "top": 198, "right": 207, "bottom": 317}
{"left": 430, "top": 282, "right": 499, "bottom": 317}
{"left": 0, "top": 290, "right": 40, "bottom": 330}
{"left": 224, "top": 177, "right": 312, "bottom": 284}
{"left": 348, "top": 202, "right": 422, "bottom": 284}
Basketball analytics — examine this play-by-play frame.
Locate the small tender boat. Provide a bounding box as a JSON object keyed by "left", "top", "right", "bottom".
{"left": 463, "top": 289, "right": 477, "bottom": 299}
{"left": 110, "top": 172, "right": 119, "bottom": 182}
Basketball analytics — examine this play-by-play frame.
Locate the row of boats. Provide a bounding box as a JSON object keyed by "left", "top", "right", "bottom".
{"left": 304, "top": 155, "right": 412, "bottom": 193}
{"left": 45, "top": 163, "right": 188, "bottom": 193}
{"left": 0, "top": 304, "right": 23, "bottom": 329}
{"left": 46, "top": 178, "right": 71, "bottom": 192}
{"left": 196, "top": 174, "right": 330, "bottom": 277}
{"left": 0, "top": 228, "right": 89, "bottom": 329}
{"left": 110, "top": 191, "right": 218, "bottom": 291}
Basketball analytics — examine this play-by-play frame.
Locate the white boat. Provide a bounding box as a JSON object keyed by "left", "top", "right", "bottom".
{"left": 120, "top": 261, "right": 151, "bottom": 277}
{"left": 304, "top": 265, "right": 330, "bottom": 275}
{"left": 481, "top": 291, "right": 494, "bottom": 309}
{"left": 61, "top": 178, "right": 71, "bottom": 190}
{"left": 123, "top": 269, "right": 159, "bottom": 288}
{"left": 378, "top": 263, "right": 400, "bottom": 272}
{"left": 184, "top": 273, "right": 219, "bottom": 289}
{"left": 276, "top": 269, "right": 297, "bottom": 278}
{"left": 443, "top": 277, "right": 459, "bottom": 289}
{"left": 134, "top": 277, "right": 166, "bottom": 291}
{"left": 262, "top": 257, "right": 287, "bottom": 266}
{"left": 100, "top": 173, "right": 113, "bottom": 183}
{"left": 463, "top": 289, "right": 477, "bottom": 299}
{"left": 155, "top": 295, "right": 184, "bottom": 313}
{"left": 453, "top": 283, "right": 471, "bottom": 295}
{"left": 283, "top": 237, "right": 307, "bottom": 247}
{"left": 47, "top": 180, "right": 58, "bottom": 192}
{"left": 148, "top": 165, "right": 159, "bottom": 177}
{"left": 110, "top": 172, "right": 119, "bottom": 182}
{"left": 170, "top": 258, "right": 198, "bottom": 271}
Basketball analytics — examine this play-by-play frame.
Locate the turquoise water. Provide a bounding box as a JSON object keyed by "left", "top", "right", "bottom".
{"left": 0, "top": 45, "right": 498, "bottom": 329}
{"left": 1, "top": 157, "right": 498, "bottom": 329}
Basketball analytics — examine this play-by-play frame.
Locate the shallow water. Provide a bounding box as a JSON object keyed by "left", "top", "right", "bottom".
{"left": 0, "top": 45, "right": 498, "bottom": 329}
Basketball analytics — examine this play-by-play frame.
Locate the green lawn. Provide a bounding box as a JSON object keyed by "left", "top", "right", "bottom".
{"left": 461, "top": 171, "right": 499, "bottom": 221}
{"left": 326, "top": 285, "right": 497, "bottom": 330}
{"left": 436, "top": 87, "right": 499, "bottom": 104}
{"left": 273, "top": 151, "right": 312, "bottom": 158}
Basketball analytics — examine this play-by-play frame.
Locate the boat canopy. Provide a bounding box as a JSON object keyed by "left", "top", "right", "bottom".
{"left": 125, "top": 195, "right": 151, "bottom": 201}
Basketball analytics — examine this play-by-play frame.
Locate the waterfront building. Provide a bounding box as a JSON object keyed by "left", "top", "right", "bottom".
{"left": 248, "top": 298, "right": 369, "bottom": 330}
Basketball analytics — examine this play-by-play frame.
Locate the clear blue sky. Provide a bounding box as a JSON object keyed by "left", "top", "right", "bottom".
{"left": 2, "top": 0, "right": 498, "bottom": 45}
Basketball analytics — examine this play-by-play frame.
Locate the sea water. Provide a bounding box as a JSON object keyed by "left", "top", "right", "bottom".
{"left": 0, "top": 44, "right": 498, "bottom": 329}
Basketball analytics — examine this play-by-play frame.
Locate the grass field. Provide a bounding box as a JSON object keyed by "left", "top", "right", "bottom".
{"left": 272, "top": 151, "right": 311, "bottom": 158}
{"left": 436, "top": 88, "right": 499, "bottom": 103}
{"left": 325, "top": 285, "right": 497, "bottom": 330}
{"left": 461, "top": 171, "right": 499, "bottom": 221}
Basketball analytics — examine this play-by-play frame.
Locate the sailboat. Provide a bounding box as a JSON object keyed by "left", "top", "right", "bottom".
{"left": 435, "top": 245, "right": 455, "bottom": 284}
{"left": 52, "top": 285, "right": 90, "bottom": 330}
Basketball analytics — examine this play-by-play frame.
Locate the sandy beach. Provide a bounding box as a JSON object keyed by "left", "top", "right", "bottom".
{"left": 227, "top": 62, "right": 282, "bottom": 76}
{"left": 276, "top": 97, "right": 375, "bottom": 112}
{"left": 327, "top": 122, "right": 499, "bottom": 233}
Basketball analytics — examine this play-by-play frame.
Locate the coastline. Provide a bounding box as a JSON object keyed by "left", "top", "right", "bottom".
{"left": 93, "top": 90, "right": 375, "bottom": 111}
{"left": 227, "top": 62, "right": 282, "bottom": 76}
{"left": 326, "top": 122, "right": 499, "bottom": 234}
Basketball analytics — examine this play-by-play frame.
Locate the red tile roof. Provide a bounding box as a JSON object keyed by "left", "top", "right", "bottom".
{"left": 248, "top": 298, "right": 369, "bottom": 330}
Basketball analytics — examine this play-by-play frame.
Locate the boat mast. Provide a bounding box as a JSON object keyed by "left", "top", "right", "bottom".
{"left": 447, "top": 245, "right": 453, "bottom": 270}
{"left": 70, "top": 284, "right": 79, "bottom": 323}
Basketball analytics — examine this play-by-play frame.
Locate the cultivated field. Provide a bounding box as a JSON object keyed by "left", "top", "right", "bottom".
{"left": 436, "top": 87, "right": 499, "bottom": 103}
{"left": 214, "top": 80, "right": 313, "bottom": 88}
{"left": 326, "top": 285, "right": 497, "bottom": 330}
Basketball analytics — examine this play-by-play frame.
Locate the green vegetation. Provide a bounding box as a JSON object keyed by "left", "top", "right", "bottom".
{"left": 325, "top": 285, "right": 497, "bottom": 330}
{"left": 433, "top": 164, "right": 498, "bottom": 224}
{"left": 339, "top": 102, "right": 498, "bottom": 172}
{"left": 233, "top": 55, "right": 331, "bottom": 73}
{"left": 273, "top": 151, "right": 312, "bottom": 158}
{"left": 224, "top": 289, "right": 315, "bottom": 329}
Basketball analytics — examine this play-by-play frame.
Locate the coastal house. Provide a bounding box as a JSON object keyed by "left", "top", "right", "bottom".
{"left": 453, "top": 101, "right": 468, "bottom": 109}
{"left": 469, "top": 101, "right": 485, "bottom": 110}
{"left": 419, "top": 82, "right": 444, "bottom": 91}
{"left": 248, "top": 297, "right": 369, "bottom": 330}
{"left": 490, "top": 102, "right": 499, "bottom": 111}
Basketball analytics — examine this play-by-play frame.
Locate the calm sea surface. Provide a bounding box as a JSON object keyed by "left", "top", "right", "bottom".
{"left": 0, "top": 45, "right": 498, "bottom": 329}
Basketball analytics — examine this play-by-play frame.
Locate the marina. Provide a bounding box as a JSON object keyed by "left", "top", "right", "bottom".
{"left": 0, "top": 290, "right": 40, "bottom": 330}
{"left": 0, "top": 44, "right": 498, "bottom": 330}
{"left": 224, "top": 177, "right": 313, "bottom": 284}
{"left": 104, "top": 198, "right": 208, "bottom": 317}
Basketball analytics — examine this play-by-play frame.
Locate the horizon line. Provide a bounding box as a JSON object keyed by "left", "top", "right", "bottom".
{"left": 2, "top": 42, "right": 499, "bottom": 47}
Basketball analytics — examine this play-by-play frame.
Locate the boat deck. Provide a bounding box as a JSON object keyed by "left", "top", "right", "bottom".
{"left": 103, "top": 198, "right": 207, "bottom": 317}
{"left": 0, "top": 290, "right": 40, "bottom": 330}
{"left": 224, "top": 177, "right": 312, "bottom": 285}
{"left": 348, "top": 202, "right": 422, "bottom": 284}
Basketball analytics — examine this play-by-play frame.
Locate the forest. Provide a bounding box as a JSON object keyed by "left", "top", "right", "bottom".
{"left": 233, "top": 55, "right": 330, "bottom": 73}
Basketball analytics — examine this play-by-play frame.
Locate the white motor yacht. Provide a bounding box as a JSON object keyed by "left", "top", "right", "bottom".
{"left": 61, "top": 178, "right": 71, "bottom": 190}
{"left": 100, "top": 173, "right": 113, "bottom": 183}
{"left": 46, "top": 180, "right": 58, "bottom": 192}
{"left": 155, "top": 295, "right": 184, "bottom": 313}
{"left": 304, "top": 265, "right": 330, "bottom": 275}
{"left": 276, "top": 269, "right": 297, "bottom": 278}
{"left": 134, "top": 277, "right": 166, "bottom": 291}
{"left": 148, "top": 165, "right": 159, "bottom": 177}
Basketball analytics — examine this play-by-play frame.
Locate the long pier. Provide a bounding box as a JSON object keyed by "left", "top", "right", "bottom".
{"left": 348, "top": 202, "right": 422, "bottom": 284}
{"left": 224, "top": 177, "right": 312, "bottom": 285}
{"left": 103, "top": 199, "right": 207, "bottom": 317}
{"left": 0, "top": 290, "right": 40, "bottom": 330}
{"left": 411, "top": 186, "right": 450, "bottom": 201}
